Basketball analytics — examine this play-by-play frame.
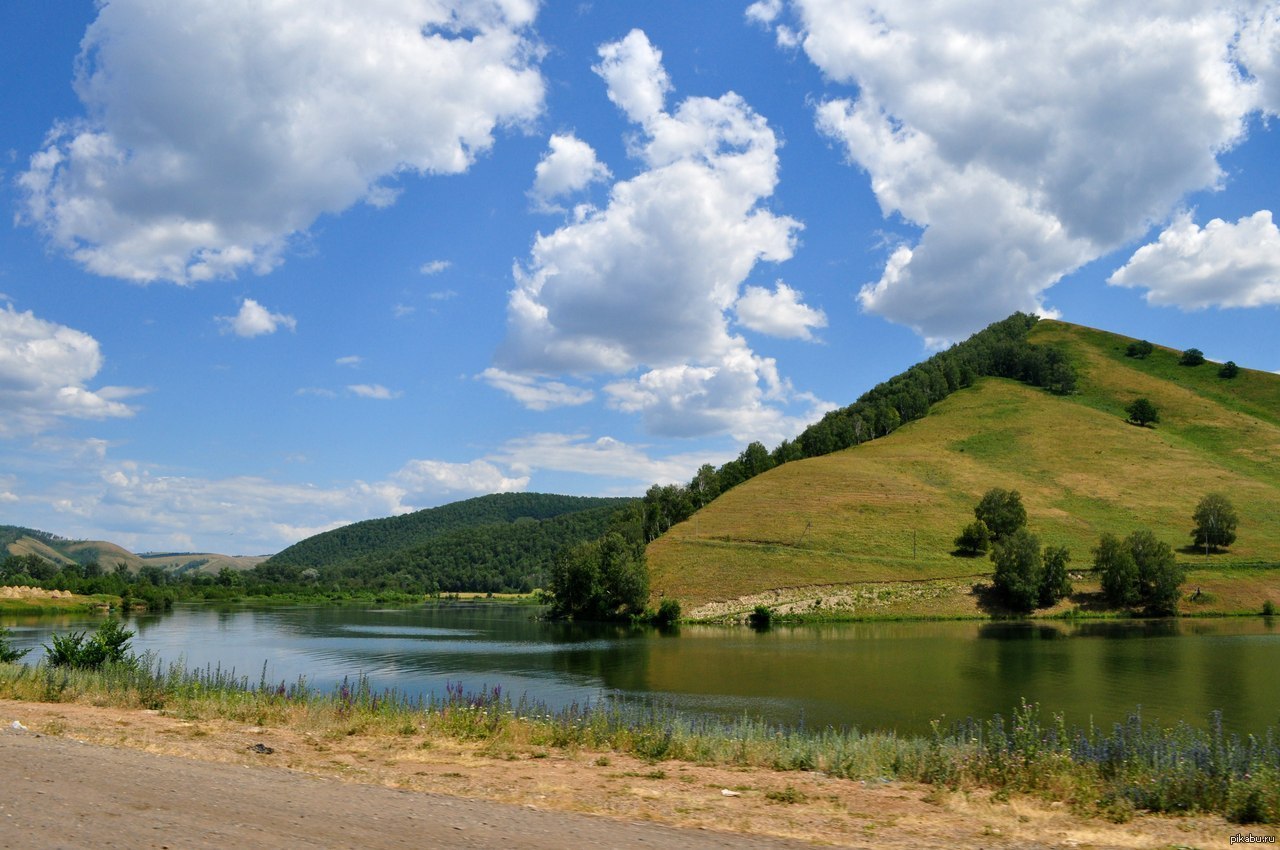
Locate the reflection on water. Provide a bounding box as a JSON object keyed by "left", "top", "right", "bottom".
{"left": 4, "top": 604, "right": 1280, "bottom": 735}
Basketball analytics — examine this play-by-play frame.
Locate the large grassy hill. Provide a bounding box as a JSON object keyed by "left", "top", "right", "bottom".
{"left": 648, "top": 320, "right": 1280, "bottom": 619}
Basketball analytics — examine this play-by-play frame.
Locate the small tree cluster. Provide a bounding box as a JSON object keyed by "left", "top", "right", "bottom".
{"left": 990, "top": 529, "right": 1073, "bottom": 614}
{"left": 956, "top": 487, "right": 1025, "bottom": 556}
{"left": 1125, "top": 340, "right": 1154, "bottom": 359}
{"left": 1095, "top": 530, "right": 1185, "bottom": 616}
{"left": 974, "top": 488, "right": 1027, "bottom": 540}
{"left": 1126, "top": 397, "right": 1159, "bottom": 427}
{"left": 1179, "top": 348, "right": 1205, "bottom": 366}
{"left": 1218, "top": 361, "right": 1239, "bottom": 379}
{"left": 546, "top": 532, "right": 648, "bottom": 621}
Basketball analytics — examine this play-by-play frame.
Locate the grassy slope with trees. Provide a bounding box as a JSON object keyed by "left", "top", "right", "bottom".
{"left": 647, "top": 319, "right": 1280, "bottom": 618}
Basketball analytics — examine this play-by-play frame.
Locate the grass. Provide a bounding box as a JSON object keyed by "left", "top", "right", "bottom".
{"left": 649, "top": 320, "right": 1280, "bottom": 614}
{"left": 0, "top": 593, "right": 119, "bottom": 615}
{"left": 2, "top": 658, "right": 1278, "bottom": 825}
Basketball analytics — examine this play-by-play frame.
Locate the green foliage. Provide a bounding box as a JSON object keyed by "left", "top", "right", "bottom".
{"left": 268, "top": 493, "right": 635, "bottom": 570}
{"left": 1095, "top": 531, "right": 1185, "bottom": 615}
{"left": 1264, "top": 600, "right": 1277, "bottom": 617}
{"left": 953, "top": 520, "right": 992, "bottom": 556}
{"left": 1219, "top": 360, "right": 1240, "bottom": 379}
{"left": 1125, "top": 397, "right": 1159, "bottom": 427}
{"left": 0, "top": 627, "right": 30, "bottom": 664}
{"left": 990, "top": 528, "right": 1042, "bottom": 613}
{"left": 43, "top": 619, "right": 136, "bottom": 669}
{"left": 546, "top": 532, "right": 648, "bottom": 621}
{"left": 1096, "top": 533, "right": 1141, "bottom": 608}
{"left": 974, "top": 488, "right": 1027, "bottom": 540}
{"left": 1192, "top": 492, "right": 1239, "bottom": 552}
{"left": 652, "top": 598, "right": 682, "bottom": 627}
{"left": 747, "top": 605, "right": 773, "bottom": 630}
{"left": 1125, "top": 339, "right": 1154, "bottom": 359}
{"left": 261, "top": 500, "right": 634, "bottom": 595}
{"left": 1039, "top": 546, "right": 1072, "bottom": 608}
{"left": 1180, "top": 347, "right": 1206, "bottom": 366}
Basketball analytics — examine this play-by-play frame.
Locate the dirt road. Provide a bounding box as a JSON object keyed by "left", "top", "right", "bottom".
{"left": 0, "top": 727, "right": 812, "bottom": 850}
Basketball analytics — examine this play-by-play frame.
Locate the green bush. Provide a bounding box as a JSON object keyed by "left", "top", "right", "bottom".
{"left": 44, "top": 619, "right": 136, "bottom": 669}
{"left": 1180, "top": 348, "right": 1206, "bottom": 366}
{"left": 0, "top": 627, "right": 30, "bottom": 664}
{"left": 991, "top": 528, "right": 1042, "bottom": 613}
{"left": 652, "top": 598, "right": 681, "bottom": 627}
{"left": 748, "top": 605, "right": 773, "bottom": 630}
{"left": 974, "top": 488, "right": 1027, "bottom": 540}
{"left": 954, "top": 520, "right": 992, "bottom": 556}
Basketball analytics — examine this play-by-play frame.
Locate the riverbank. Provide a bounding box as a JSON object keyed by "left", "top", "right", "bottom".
{"left": 684, "top": 569, "right": 1280, "bottom": 623}
{"left": 0, "top": 697, "right": 1265, "bottom": 849}
{"left": 0, "top": 587, "right": 117, "bottom": 615}
{"left": 2, "top": 655, "right": 1278, "bottom": 835}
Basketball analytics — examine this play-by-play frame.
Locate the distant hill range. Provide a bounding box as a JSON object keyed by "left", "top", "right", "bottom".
{"left": 262, "top": 492, "right": 637, "bottom": 593}
{"left": 647, "top": 318, "right": 1280, "bottom": 617}
{"left": 0, "top": 525, "right": 267, "bottom": 575}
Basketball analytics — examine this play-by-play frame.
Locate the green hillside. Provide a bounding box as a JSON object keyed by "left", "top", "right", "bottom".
{"left": 648, "top": 319, "right": 1280, "bottom": 619}
{"left": 260, "top": 492, "right": 637, "bottom": 593}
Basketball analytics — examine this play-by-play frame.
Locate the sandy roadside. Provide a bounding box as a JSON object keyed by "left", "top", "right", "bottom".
{"left": 1, "top": 699, "right": 1267, "bottom": 849}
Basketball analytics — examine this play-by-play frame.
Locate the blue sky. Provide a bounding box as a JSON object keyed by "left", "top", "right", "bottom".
{"left": 1, "top": 1, "right": 1278, "bottom": 555}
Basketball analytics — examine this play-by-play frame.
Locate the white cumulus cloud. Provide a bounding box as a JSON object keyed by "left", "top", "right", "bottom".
{"left": 530, "top": 133, "right": 611, "bottom": 208}
{"left": 419, "top": 260, "right": 452, "bottom": 276}
{"left": 774, "top": 1, "right": 1271, "bottom": 344}
{"left": 1108, "top": 210, "right": 1280, "bottom": 309}
{"left": 18, "top": 0, "right": 545, "bottom": 284}
{"left": 496, "top": 30, "right": 816, "bottom": 439}
{"left": 480, "top": 368, "right": 594, "bottom": 410}
{"left": 0, "top": 304, "right": 142, "bottom": 437}
{"left": 219, "top": 298, "right": 296, "bottom": 337}
{"left": 735, "top": 281, "right": 827, "bottom": 340}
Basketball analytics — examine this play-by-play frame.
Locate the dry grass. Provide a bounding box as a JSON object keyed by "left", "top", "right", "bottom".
{"left": 649, "top": 321, "right": 1280, "bottom": 612}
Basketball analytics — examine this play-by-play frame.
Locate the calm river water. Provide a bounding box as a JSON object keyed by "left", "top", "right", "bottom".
{"left": 5, "top": 603, "right": 1279, "bottom": 736}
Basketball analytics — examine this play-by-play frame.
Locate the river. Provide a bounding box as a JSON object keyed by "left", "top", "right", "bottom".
{"left": 4, "top": 603, "right": 1279, "bottom": 735}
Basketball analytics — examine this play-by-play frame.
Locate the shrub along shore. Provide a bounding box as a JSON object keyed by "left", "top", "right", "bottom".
{"left": 1, "top": 650, "right": 1276, "bottom": 825}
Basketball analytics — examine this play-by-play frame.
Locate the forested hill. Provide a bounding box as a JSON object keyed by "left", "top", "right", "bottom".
{"left": 266, "top": 493, "right": 635, "bottom": 571}
{"left": 265, "top": 502, "right": 630, "bottom": 594}
{"left": 646, "top": 318, "right": 1280, "bottom": 614}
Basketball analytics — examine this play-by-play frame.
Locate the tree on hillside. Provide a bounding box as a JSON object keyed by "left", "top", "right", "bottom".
{"left": 1179, "top": 348, "right": 1205, "bottom": 366}
{"left": 1127, "top": 530, "right": 1184, "bottom": 616}
{"left": 974, "top": 488, "right": 1027, "bottom": 540}
{"left": 1218, "top": 361, "right": 1239, "bottom": 379}
{"left": 1096, "top": 533, "right": 1140, "bottom": 607}
{"left": 954, "top": 520, "right": 992, "bottom": 556}
{"left": 991, "top": 528, "right": 1042, "bottom": 613}
{"left": 1125, "top": 340, "right": 1154, "bottom": 359}
{"left": 547, "top": 532, "right": 648, "bottom": 621}
{"left": 1095, "top": 530, "right": 1184, "bottom": 615}
{"left": 1125, "top": 397, "right": 1159, "bottom": 427}
{"left": 1039, "top": 546, "right": 1072, "bottom": 608}
{"left": 1191, "top": 493, "right": 1238, "bottom": 554}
